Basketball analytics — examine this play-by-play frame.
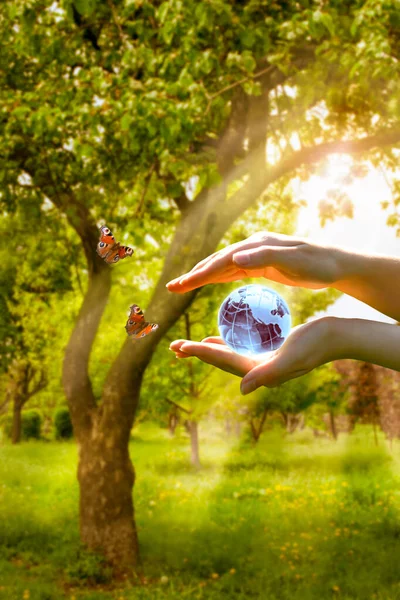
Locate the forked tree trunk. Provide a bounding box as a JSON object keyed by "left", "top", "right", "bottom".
{"left": 249, "top": 408, "right": 268, "bottom": 443}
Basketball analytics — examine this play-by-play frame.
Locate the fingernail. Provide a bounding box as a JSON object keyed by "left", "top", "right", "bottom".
{"left": 166, "top": 278, "right": 180, "bottom": 287}
{"left": 233, "top": 253, "right": 250, "bottom": 265}
{"left": 241, "top": 379, "right": 257, "bottom": 395}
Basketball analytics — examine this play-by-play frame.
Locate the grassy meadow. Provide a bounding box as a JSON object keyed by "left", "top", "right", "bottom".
{"left": 1, "top": 425, "right": 400, "bottom": 600}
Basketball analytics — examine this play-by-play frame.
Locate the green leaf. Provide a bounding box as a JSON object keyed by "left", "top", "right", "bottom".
{"left": 74, "top": 0, "right": 96, "bottom": 16}
{"left": 157, "top": 2, "right": 170, "bottom": 24}
{"left": 240, "top": 29, "right": 255, "bottom": 49}
{"left": 121, "top": 113, "right": 133, "bottom": 131}
{"left": 241, "top": 51, "right": 256, "bottom": 73}
{"left": 313, "top": 10, "right": 335, "bottom": 36}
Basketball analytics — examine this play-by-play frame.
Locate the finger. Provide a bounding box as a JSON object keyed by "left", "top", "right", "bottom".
{"left": 183, "top": 239, "right": 248, "bottom": 275}
{"left": 240, "top": 353, "right": 308, "bottom": 394}
{"left": 233, "top": 245, "right": 300, "bottom": 269}
{"left": 176, "top": 236, "right": 294, "bottom": 289}
{"left": 175, "top": 350, "right": 190, "bottom": 358}
{"left": 169, "top": 339, "right": 189, "bottom": 351}
{"left": 174, "top": 238, "right": 269, "bottom": 288}
{"left": 166, "top": 246, "right": 237, "bottom": 290}
{"left": 201, "top": 336, "right": 225, "bottom": 344}
{"left": 168, "top": 268, "right": 249, "bottom": 294}
{"left": 178, "top": 341, "right": 255, "bottom": 378}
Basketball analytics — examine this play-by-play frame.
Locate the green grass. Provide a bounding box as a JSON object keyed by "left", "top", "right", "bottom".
{"left": 1, "top": 424, "right": 400, "bottom": 599}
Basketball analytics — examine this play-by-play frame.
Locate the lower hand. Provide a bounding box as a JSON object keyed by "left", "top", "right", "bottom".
{"left": 169, "top": 317, "right": 342, "bottom": 394}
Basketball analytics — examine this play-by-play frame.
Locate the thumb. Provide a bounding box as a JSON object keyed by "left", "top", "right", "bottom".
{"left": 233, "top": 245, "right": 296, "bottom": 269}
{"left": 240, "top": 353, "right": 309, "bottom": 394}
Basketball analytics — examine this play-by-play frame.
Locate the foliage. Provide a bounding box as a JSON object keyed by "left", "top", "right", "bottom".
{"left": 54, "top": 407, "right": 73, "bottom": 440}
{"left": 65, "top": 547, "right": 112, "bottom": 585}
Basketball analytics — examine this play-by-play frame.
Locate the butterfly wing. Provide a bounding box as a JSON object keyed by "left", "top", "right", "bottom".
{"left": 97, "top": 225, "right": 116, "bottom": 260}
{"left": 99, "top": 226, "right": 115, "bottom": 245}
{"left": 117, "top": 246, "right": 134, "bottom": 260}
{"left": 131, "top": 322, "right": 159, "bottom": 339}
{"left": 125, "top": 305, "right": 158, "bottom": 339}
{"left": 101, "top": 243, "right": 122, "bottom": 264}
{"left": 96, "top": 226, "right": 134, "bottom": 263}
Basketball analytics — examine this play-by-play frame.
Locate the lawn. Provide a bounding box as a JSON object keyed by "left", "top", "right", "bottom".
{"left": 1, "top": 425, "right": 400, "bottom": 600}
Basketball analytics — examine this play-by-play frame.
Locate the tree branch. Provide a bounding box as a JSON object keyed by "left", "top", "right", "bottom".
{"left": 205, "top": 65, "right": 275, "bottom": 115}
{"left": 222, "top": 126, "right": 400, "bottom": 221}
{"left": 135, "top": 164, "right": 156, "bottom": 217}
{"left": 165, "top": 397, "right": 191, "bottom": 415}
{"left": 26, "top": 369, "right": 47, "bottom": 401}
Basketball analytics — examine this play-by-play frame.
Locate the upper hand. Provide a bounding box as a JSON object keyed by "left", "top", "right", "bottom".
{"left": 166, "top": 231, "right": 343, "bottom": 293}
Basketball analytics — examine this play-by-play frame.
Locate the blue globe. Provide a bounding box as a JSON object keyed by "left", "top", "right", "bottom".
{"left": 218, "top": 284, "right": 291, "bottom": 357}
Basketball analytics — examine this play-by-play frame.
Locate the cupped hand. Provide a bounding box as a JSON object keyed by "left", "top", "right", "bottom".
{"left": 169, "top": 317, "right": 340, "bottom": 393}
{"left": 166, "top": 232, "right": 343, "bottom": 293}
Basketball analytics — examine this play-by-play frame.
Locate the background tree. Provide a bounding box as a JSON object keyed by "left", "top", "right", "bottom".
{"left": 307, "top": 364, "right": 350, "bottom": 440}
{"left": 376, "top": 368, "right": 400, "bottom": 446}
{"left": 0, "top": 211, "right": 73, "bottom": 442}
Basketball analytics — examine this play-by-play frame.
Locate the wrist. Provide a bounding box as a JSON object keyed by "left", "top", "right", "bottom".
{"left": 327, "top": 246, "right": 364, "bottom": 290}
{"left": 319, "top": 317, "right": 353, "bottom": 362}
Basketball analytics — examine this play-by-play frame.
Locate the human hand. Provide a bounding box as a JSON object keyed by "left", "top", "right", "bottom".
{"left": 169, "top": 317, "right": 342, "bottom": 394}
{"left": 166, "top": 231, "right": 344, "bottom": 293}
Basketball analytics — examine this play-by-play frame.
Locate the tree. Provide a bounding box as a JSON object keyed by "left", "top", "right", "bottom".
{"left": 0, "top": 211, "right": 73, "bottom": 442}
{"left": 2, "top": 0, "right": 400, "bottom": 574}
{"left": 376, "top": 368, "right": 400, "bottom": 445}
{"left": 145, "top": 287, "right": 220, "bottom": 469}
{"left": 351, "top": 362, "right": 381, "bottom": 444}
{"left": 335, "top": 360, "right": 381, "bottom": 444}
{"left": 307, "top": 364, "right": 350, "bottom": 440}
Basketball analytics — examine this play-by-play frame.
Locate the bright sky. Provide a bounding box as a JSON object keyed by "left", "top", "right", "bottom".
{"left": 292, "top": 155, "right": 400, "bottom": 324}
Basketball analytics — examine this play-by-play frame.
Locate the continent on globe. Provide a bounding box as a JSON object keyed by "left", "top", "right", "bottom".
{"left": 218, "top": 285, "right": 291, "bottom": 358}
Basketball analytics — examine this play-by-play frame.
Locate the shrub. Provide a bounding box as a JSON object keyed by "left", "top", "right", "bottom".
{"left": 1, "top": 409, "right": 42, "bottom": 440}
{"left": 54, "top": 407, "right": 73, "bottom": 440}
{"left": 21, "top": 410, "right": 42, "bottom": 440}
{"left": 66, "top": 549, "right": 112, "bottom": 585}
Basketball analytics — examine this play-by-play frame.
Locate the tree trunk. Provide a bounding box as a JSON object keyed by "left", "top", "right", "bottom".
{"left": 188, "top": 420, "right": 201, "bottom": 469}
{"left": 373, "top": 420, "right": 379, "bottom": 446}
{"left": 225, "top": 418, "right": 232, "bottom": 436}
{"left": 235, "top": 420, "right": 242, "bottom": 438}
{"left": 329, "top": 410, "right": 338, "bottom": 441}
{"left": 285, "top": 414, "right": 303, "bottom": 434}
{"left": 249, "top": 419, "right": 260, "bottom": 443}
{"left": 12, "top": 401, "right": 22, "bottom": 444}
{"left": 78, "top": 439, "right": 140, "bottom": 573}
{"left": 168, "top": 411, "right": 179, "bottom": 436}
{"left": 249, "top": 408, "right": 268, "bottom": 443}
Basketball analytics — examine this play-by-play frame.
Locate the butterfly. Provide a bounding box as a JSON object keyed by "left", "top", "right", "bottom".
{"left": 125, "top": 304, "right": 159, "bottom": 339}
{"left": 96, "top": 225, "right": 134, "bottom": 264}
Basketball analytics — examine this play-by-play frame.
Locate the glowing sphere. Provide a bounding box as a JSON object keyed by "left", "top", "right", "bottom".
{"left": 218, "top": 284, "right": 291, "bottom": 357}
